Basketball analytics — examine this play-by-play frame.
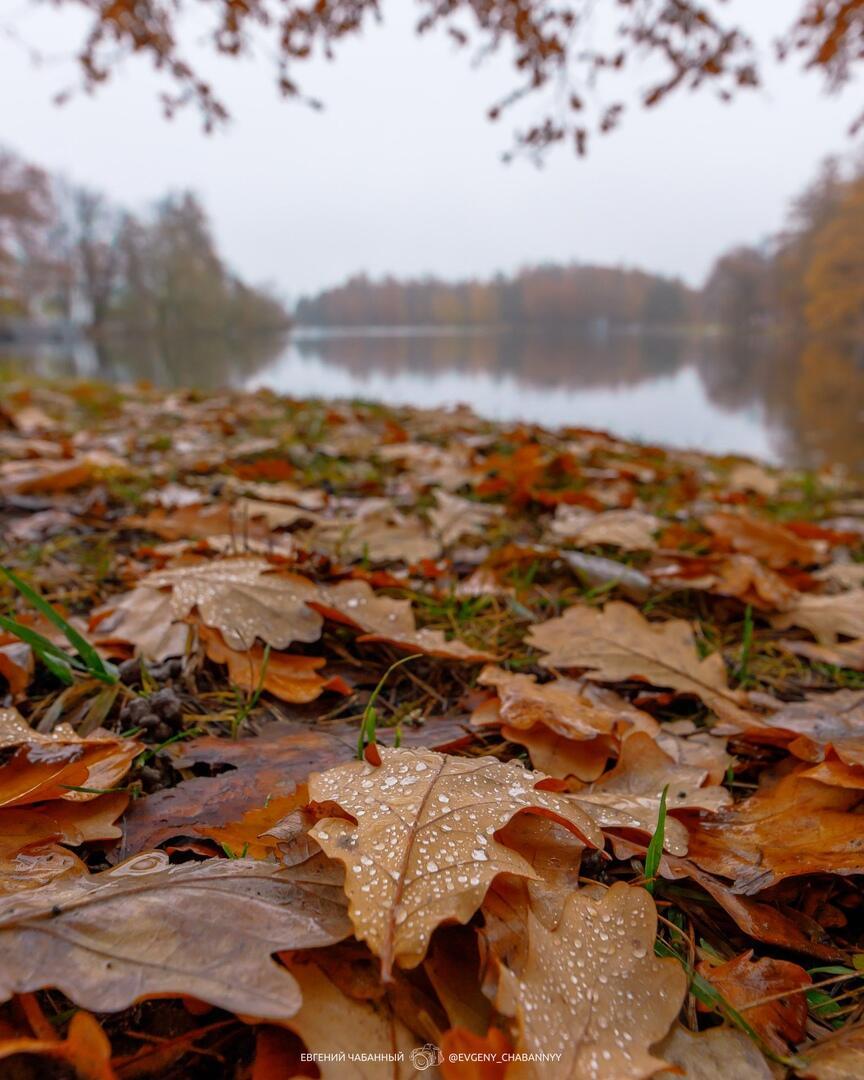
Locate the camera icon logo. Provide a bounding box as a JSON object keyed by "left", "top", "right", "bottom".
{"left": 410, "top": 1044, "right": 444, "bottom": 1071}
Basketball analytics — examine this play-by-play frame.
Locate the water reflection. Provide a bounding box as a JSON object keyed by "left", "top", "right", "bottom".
{"left": 3, "top": 329, "right": 863, "bottom": 471}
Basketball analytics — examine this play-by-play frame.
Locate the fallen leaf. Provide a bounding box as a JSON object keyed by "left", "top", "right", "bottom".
{"left": 588, "top": 731, "right": 731, "bottom": 814}
{"left": 92, "top": 585, "right": 190, "bottom": 662}
{"left": 306, "top": 747, "right": 603, "bottom": 977}
{"left": 649, "top": 552, "right": 802, "bottom": 611}
{"left": 198, "top": 624, "right": 349, "bottom": 704}
{"left": 141, "top": 558, "right": 322, "bottom": 650}
{"left": 278, "top": 958, "right": 420, "bottom": 1078}
{"left": 478, "top": 666, "right": 656, "bottom": 743}
{"left": 527, "top": 601, "right": 751, "bottom": 725}
{"left": 704, "top": 512, "right": 818, "bottom": 568}
{"left": 686, "top": 767, "right": 864, "bottom": 894}
{"left": 779, "top": 638, "right": 864, "bottom": 672}
{"left": 656, "top": 853, "right": 844, "bottom": 961}
{"left": 796, "top": 1024, "right": 864, "bottom": 1078}
{"left": 495, "top": 882, "right": 687, "bottom": 1079}
{"left": 725, "top": 462, "right": 781, "bottom": 498}
{"left": 698, "top": 950, "right": 810, "bottom": 1055}
{"left": 0, "top": 709, "right": 138, "bottom": 807}
{"left": 313, "top": 579, "right": 496, "bottom": 661}
{"left": 120, "top": 727, "right": 350, "bottom": 857}
{"left": 0, "top": 852, "right": 351, "bottom": 1019}
{"left": 0, "top": 1009, "right": 116, "bottom": 1079}
{"left": 773, "top": 591, "right": 864, "bottom": 644}
{"left": 305, "top": 503, "right": 440, "bottom": 564}
{"left": 756, "top": 690, "right": 864, "bottom": 767}
{"left": 654, "top": 1023, "right": 773, "bottom": 1079}
{"left": 551, "top": 507, "right": 659, "bottom": 550}
{"left": 430, "top": 491, "right": 502, "bottom": 547}
{"left": 0, "top": 639, "right": 34, "bottom": 697}
{"left": 0, "top": 456, "right": 95, "bottom": 496}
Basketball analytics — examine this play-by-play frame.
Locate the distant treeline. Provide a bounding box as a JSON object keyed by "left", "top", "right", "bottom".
{"left": 295, "top": 266, "right": 695, "bottom": 329}
{"left": 298, "top": 152, "right": 864, "bottom": 337}
{"left": 0, "top": 148, "right": 289, "bottom": 338}
{"left": 702, "top": 153, "right": 864, "bottom": 337}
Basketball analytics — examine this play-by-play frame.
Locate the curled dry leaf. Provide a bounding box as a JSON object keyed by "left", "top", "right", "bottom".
{"left": 0, "top": 708, "right": 138, "bottom": 807}
{"left": 658, "top": 854, "right": 845, "bottom": 961}
{"left": 0, "top": 852, "right": 351, "bottom": 1020}
{"left": 756, "top": 690, "right": 864, "bottom": 767}
{"left": 495, "top": 883, "right": 687, "bottom": 1080}
{"left": 476, "top": 667, "right": 657, "bottom": 781}
{"left": 306, "top": 747, "right": 603, "bottom": 977}
{"left": 198, "top": 624, "right": 349, "bottom": 704}
{"left": 773, "top": 590, "right": 864, "bottom": 644}
{"left": 703, "top": 511, "right": 818, "bottom": 568}
{"left": 527, "top": 601, "right": 752, "bottom": 726}
{"left": 654, "top": 1023, "right": 773, "bottom": 1079}
{"left": 550, "top": 507, "right": 659, "bottom": 550}
{"left": 698, "top": 951, "right": 811, "bottom": 1055}
{"left": 686, "top": 767, "right": 864, "bottom": 894}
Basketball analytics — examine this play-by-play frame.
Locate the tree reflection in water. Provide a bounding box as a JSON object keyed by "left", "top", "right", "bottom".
{"left": 3, "top": 329, "right": 862, "bottom": 472}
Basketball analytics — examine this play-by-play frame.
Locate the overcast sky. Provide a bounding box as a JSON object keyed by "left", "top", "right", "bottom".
{"left": 1, "top": 2, "right": 860, "bottom": 301}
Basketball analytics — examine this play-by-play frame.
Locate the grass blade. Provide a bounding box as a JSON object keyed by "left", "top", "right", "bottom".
{"left": 1, "top": 566, "right": 117, "bottom": 684}
{"left": 644, "top": 784, "right": 668, "bottom": 894}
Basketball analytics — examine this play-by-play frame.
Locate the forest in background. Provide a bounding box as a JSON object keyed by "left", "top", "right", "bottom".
{"left": 3, "top": 144, "right": 864, "bottom": 343}
{"left": 297, "top": 152, "right": 864, "bottom": 338}
{"left": 0, "top": 148, "right": 289, "bottom": 341}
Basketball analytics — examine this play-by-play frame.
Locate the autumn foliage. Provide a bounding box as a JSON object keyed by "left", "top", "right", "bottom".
{"left": 0, "top": 376, "right": 862, "bottom": 1075}
{"left": 1, "top": 1, "right": 862, "bottom": 156}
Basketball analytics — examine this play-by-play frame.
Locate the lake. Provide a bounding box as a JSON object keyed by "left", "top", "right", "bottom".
{"left": 4, "top": 328, "right": 863, "bottom": 471}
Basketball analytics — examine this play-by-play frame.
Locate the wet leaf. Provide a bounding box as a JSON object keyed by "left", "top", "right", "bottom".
{"left": 141, "top": 558, "right": 322, "bottom": 651}
{"left": 0, "top": 852, "right": 351, "bottom": 1019}
{"left": 495, "top": 882, "right": 687, "bottom": 1079}
{"left": 198, "top": 624, "right": 349, "bottom": 704}
{"left": 306, "top": 746, "right": 603, "bottom": 977}
{"left": 0, "top": 709, "right": 138, "bottom": 807}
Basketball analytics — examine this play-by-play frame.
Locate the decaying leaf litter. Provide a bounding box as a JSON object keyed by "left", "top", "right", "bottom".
{"left": 0, "top": 378, "right": 863, "bottom": 1078}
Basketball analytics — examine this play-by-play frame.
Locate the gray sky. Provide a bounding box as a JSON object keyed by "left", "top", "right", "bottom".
{"left": 1, "top": 2, "right": 860, "bottom": 301}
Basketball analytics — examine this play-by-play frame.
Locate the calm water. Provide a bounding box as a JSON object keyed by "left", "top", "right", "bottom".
{"left": 4, "top": 328, "right": 864, "bottom": 470}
